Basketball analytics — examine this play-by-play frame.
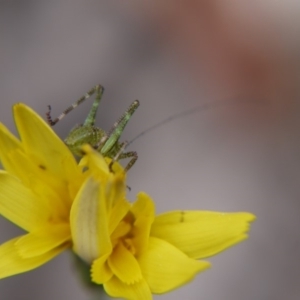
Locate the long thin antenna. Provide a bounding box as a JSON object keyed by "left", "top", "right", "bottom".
{"left": 126, "top": 94, "right": 251, "bottom": 148}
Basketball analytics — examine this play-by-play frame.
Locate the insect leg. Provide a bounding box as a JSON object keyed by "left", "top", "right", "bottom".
{"left": 83, "top": 85, "right": 104, "bottom": 126}
{"left": 108, "top": 141, "right": 127, "bottom": 172}
{"left": 101, "top": 100, "right": 140, "bottom": 156}
{"left": 119, "top": 151, "right": 138, "bottom": 172}
{"left": 108, "top": 141, "right": 138, "bottom": 173}
{"left": 46, "top": 85, "right": 104, "bottom": 126}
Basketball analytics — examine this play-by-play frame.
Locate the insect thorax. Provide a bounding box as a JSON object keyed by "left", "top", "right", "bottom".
{"left": 64, "top": 125, "right": 106, "bottom": 156}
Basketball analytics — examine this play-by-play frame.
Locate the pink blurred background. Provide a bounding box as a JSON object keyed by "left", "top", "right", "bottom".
{"left": 1, "top": 1, "right": 300, "bottom": 299}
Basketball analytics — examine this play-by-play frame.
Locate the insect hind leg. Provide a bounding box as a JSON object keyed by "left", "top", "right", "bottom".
{"left": 108, "top": 141, "right": 138, "bottom": 173}
{"left": 46, "top": 84, "right": 104, "bottom": 126}
{"left": 101, "top": 100, "right": 139, "bottom": 155}
{"left": 119, "top": 151, "right": 138, "bottom": 172}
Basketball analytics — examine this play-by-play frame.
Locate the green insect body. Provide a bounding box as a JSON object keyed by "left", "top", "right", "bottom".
{"left": 46, "top": 85, "right": 139, "bottom": 172}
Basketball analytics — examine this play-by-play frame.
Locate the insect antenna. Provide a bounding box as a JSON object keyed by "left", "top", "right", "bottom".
{"left": 126, "top": 93, "right": 254, "bottom": 149}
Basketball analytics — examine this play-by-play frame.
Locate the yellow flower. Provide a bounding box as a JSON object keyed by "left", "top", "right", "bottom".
{"left": 72, "top": 149, "right": 255, "bottom": 299}
{"left": 70, "top": 138, "right": 256, "bottom": 298}
{"left": 0, "top": 103, "right": 256, "bottom": 300}
{"left": 0, "top": 103, "right": 121, "bottom": 278}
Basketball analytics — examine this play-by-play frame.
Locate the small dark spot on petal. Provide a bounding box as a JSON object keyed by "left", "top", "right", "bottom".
{"left": 82, "top": 166, "right": 88, "bottom": 173}
{"left": 180, "top": 211, "right": 185, "bottom": 223}
{"left": 80, "top": 149, "right": 87, "bottom": 155}
{"left": 39, "top": 165, "right": 46, "bottom": 170}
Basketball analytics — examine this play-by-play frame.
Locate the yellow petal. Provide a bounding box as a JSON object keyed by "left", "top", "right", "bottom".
{"left": 79, "top": 145, "right": 110, "bottom": 177}
{"left": 79, "top": 145, "right": 126, "bottom": 189}
{"left": 151, "top": 211, "right": 256, "bottom": 259}
{"left": 15, "top": 223, "right": 71, "bottom": 257}
{"left": 130, "top": 192, "right": 155, "bottom": 256}
{"left": 13, "top": 103, "right": 78, "bottom": 180}
{"left": 105, "top": 175, "right": 123, "bottom": 210}
{"left": 0, "top": 124, "right": 58, "bottom": 190}
{"left": 108, "top": 197, "right": 130, "bottom": 236}
{"left": 0, "top": 118, "right": 80, "bottom": 209}
{"left": 110, "top": 221, "right": 131, "bottom": 244}
{"left": 91, "top": 254, "right": 113, "bottom": 284}
{"left": 139, "top": 237, "right": 210, "bottom": 294}
{"left": 104, "top": 157, "right": 126, "bottom": 175}
{"left": 108, "top": 242, "right": 142, "bottom": 284}
{"left": 104, "top": 276, "right": 152, "bottom": 300}
{"left": 70, "top": 177, "right": 111, "bottom": 263}
{"left": 6, "top": 147, "right": 50, "bottom": 188}
{"left": 0, "top": 171, "right": 51, "bottom": 231}
{"left": 3, "top": 149, "right": 71, "bottom": 217}
{"left": 0, "top": 236, "right": 68, "bottom": 279}
{"left": 107, "top": 179, "right": 130, "bottom": 234}
{"left": 0, "top": 122, "right": 23, "bottom": 176}
{"left": 20, "top": 171, "right": 71, "bottom": 219}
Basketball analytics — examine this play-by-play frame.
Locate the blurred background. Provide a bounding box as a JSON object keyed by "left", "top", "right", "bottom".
{"left": 1, "top": 1, "right": 300, "bottom": 299}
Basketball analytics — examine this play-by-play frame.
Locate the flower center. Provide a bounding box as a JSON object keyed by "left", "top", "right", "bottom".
{"left": 112, "top": 212, "right": 137, "bottom": 256}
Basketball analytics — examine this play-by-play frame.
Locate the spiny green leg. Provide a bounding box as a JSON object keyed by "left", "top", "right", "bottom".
{"left": 46, "top": 85, "right": 104, "bottom": 126}
{"left": 108, "top": 141, "right": 138, "bottom": 172}
{"left": 119, "top": 151, "right": 138, "bottom": 172}
{"left": 100, "top": 100, "right": 140, "bottom": 155}
{"left": 108, "top": 141, "right": 127, "bottom": 172}
{"left": 83, "top": 85, "right": 104, "bottom": 126}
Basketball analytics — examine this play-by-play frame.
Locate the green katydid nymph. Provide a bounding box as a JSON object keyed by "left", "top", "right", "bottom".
{"left": 46, "top": 84, "right": 247, "bottom": 173}
{"left": 46, "top": 84, "right": 139, "bottom": 172}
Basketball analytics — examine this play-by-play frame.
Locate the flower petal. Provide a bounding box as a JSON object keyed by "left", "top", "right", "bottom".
{"left": 0, "top": 122, "right": 23, "bottom": 176}
{"left": 104, "top": 276, "right": 152, "bottom": 300}
{"left": 0, "top": 171, "right": 51, "bottom": 231}
{"left": 130, "top": 192, "right": 155, "bottom": 256}
{"left": 79, "top": 145, "right": 110, "bottom": 178}
{"left": 108, "top": 242, "right": 142, "bottom": 284}
{"left": 1, "top": 149, "right": 72, "bottom": 217}
{"left": 139, "top": 237, "right": 210, "bottom": 294}
{"left": 13, "top": 103, "right": 78, "bottom": 180}
{"left": 91, "top": 254, "right": 113, "bottom": 284}
{"left": 70, "top": 177, "right": 112, "bottom": 263}
{"left": 107, "top": 178, "right": 130, "bottom": 235}
{"left": 79, "top": 145, "right": 126, "bottom": 188}
{"left": 15, "top": 223, "right": 71, "bottom": 257}
{"left": 0, "top": 236, "right": 68, "bottom": 279}
{"left": 108, "top": 199, "right": 131, "bottom": 238}
{"left": 151, "top": 211, "right": 256, "bottom": 259}
{"left": 4, "top": 147, "right": 50, "bottom": 189}
{"left": 0, "top": 115, "right": 81, "bottom": 210}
